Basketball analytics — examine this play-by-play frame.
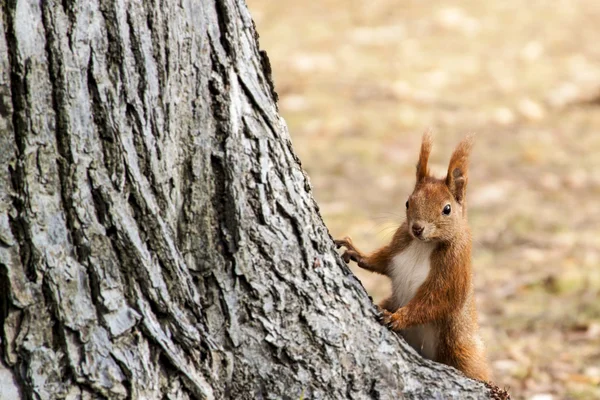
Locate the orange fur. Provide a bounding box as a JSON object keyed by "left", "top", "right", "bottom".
{"left": 416, "top": 131, "right": 433, "bottom": 182}
{"left": 335, "top": 133, "right": 490, "bottom": 382}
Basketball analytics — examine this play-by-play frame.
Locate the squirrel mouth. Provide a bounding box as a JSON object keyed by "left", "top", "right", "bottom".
{"left": 411, "top": 232, "right": 426, "bottom": 241}
{"left": 411, "top": 231, "right": 431, "bottom": 242}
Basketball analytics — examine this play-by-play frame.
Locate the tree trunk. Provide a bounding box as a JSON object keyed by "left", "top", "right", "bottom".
{"left": 0, "top": 0, "right": 493, "bottom": 399}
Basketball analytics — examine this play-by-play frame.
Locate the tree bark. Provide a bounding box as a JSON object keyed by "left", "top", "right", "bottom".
{"left": 0, "top": 0, "right": 493, "bottom": 399}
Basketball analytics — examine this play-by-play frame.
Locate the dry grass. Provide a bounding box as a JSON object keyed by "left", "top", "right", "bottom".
{"left": 247, "top": 1, "right": 600, "bottom": 398}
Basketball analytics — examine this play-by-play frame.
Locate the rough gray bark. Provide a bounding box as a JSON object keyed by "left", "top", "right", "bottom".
{"left": 0, "top": 0, "right": 493, "bottom": 399}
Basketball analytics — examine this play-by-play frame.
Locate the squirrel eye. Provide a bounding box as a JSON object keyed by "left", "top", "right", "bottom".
{"left": 443, "top": 204, "right": 451, "bottom": 215}
{"left": 406, "top": 200, "right": 409, "bottom": 209}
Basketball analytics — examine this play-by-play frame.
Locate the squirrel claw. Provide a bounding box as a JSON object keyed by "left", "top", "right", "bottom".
{"left": 334, "top": 237, "right": 353, "bottom": 250}
{"left": 377, "top": 309, "right": 395, "bottom": 327}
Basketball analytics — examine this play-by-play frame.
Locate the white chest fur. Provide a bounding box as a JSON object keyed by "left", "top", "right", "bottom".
{"left": 389, "top": 240, "right": 435, "bottom": 308}
{"left": 389, "top": 240, "right": 439, "bottom": 360}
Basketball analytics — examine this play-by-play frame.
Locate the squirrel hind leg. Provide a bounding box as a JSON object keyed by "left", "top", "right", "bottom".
{"left": 462, "top": 357, "right": 491, "bottom": 382}
{"left": 441, "top": 340, "right": 490, "bottom": 382}
{"left": 465, "top": 348, "right": 491, "bottom": 382}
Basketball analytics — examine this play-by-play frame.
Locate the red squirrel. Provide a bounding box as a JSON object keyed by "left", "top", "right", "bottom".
{"left": 335, "top": 133, "right": 490, "bottom": 381}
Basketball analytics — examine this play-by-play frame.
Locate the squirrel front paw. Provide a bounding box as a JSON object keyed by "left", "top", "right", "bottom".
{"left": 334, "top": 236, "right": 364, "bottom": 264}
{"left": 378, "top": 309, "right": 407, "bottom": 332}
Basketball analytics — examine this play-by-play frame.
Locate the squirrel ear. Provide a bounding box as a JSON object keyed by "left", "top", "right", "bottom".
{"left": 446, "top": 135, "right": 474, "bottom": 203}
{"left": 416, "top": 131, "right": 433, "bottom": 182}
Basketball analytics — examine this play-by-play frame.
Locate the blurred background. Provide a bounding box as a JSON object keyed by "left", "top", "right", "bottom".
{"left": 247, "top": 1, "right": 600, "bottom": 398}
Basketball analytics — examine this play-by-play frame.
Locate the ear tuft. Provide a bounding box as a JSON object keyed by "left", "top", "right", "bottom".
{"left": 446, "top": 134, "right": 475, "bottom": 203}
{"left": 416, "top": 131, "right": 433, "bottom": 182}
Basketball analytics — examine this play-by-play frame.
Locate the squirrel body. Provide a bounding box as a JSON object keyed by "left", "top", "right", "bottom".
{"left": 336, "top": 133, "right": 489, "bottom": 381}
{"left": 388, "top": 238, "right": 438, "bottom": 359}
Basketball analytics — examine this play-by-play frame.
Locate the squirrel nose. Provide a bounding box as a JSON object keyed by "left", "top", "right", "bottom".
{"left": 412, "top": 224, "right": 424, "bottom": 237}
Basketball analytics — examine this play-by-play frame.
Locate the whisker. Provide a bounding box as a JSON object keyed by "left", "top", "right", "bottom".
{"left": 366, "top": 224, "right": 394, "bottom": 236}
{"left": 376, "top": 227, "right": 397, "bottom": 240}
{"left": 369, "top": 212, "right": 405, "bottom": 220}
{"left": 375, "top": 225, "right": 397, "bottom": 234}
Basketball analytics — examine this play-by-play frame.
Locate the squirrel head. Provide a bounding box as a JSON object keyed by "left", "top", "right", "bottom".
{"left": 405, "top": 132, "right": 474, "bottom": 243}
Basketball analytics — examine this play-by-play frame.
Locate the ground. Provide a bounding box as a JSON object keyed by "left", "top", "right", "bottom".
{"left": 247, "top": 1, "right": 600, "bottom": 399}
